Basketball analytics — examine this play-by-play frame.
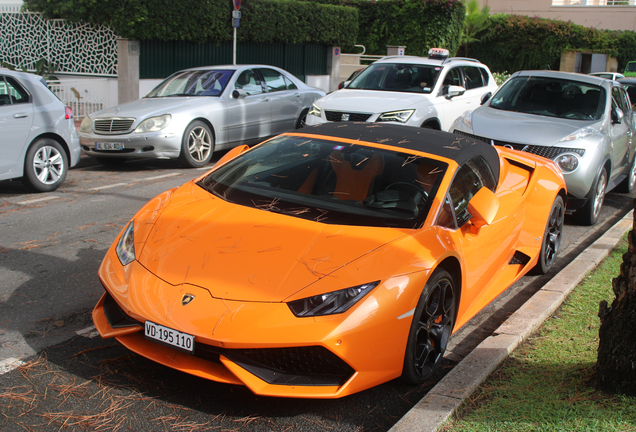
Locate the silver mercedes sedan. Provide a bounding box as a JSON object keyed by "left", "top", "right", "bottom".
{"left": 79, "top": 65, "right": 326, "bottom": 167}
{"left": 451, "top": 70, "right": 636, "bottom": 225}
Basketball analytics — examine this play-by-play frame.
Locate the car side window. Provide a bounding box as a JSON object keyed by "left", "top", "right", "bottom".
{"left": 442, "top": 68, "right": 462, "bottom": 88}
{"left": 260, "top": 68, "right": 287, "bottom": 92}
{"left": 0, "top": 77, "right": 29, "bottom": 105}
{"left": 235, "top": 70, "right": 264, "bottom": 95}
{"left": 436, "top": 194, "right": 457, "bottom": 229}
{"left": 619, "top": 87, "right": 631, "bottom": 113}
{"left": 463, "top": 66, "right": 485, "bottom": 90}
{"left": 612, "top": 86, "right": 630, "bottom": 115}
{"left": 283, "top": 75, "right": 298, "bottom": 90}
{"left": 447, "top": 157, "right": 497, "bottom": 228}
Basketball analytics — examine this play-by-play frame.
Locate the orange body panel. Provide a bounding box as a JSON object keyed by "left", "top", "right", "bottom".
{"left": 93, "top": 129, "right": 566, "bottom": 398}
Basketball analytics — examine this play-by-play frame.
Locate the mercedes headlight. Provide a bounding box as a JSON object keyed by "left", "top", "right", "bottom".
{"left": 287, "top": 281, "right": 380, "bottom": 317}
{"left": 135, "top": 114, "right": 171, "bottom": 133}
{"left": 79, "top": 116, "right": 93, "bottom": 133}
{"left": 116, "top": 221, "right": 135, "bottom": 266}
{"left": 309, "top": 103, "right": 322, "bottom": 118}
{"left": 377, "top": 110, "right": 415, "bottom": 124}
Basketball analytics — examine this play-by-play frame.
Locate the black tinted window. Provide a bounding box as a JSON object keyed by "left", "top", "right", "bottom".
{"left": 463, "top": 66, "right": 485, "bottom": 90}
{"left": 448, "top": 157, "right": 497, "bottom": 228}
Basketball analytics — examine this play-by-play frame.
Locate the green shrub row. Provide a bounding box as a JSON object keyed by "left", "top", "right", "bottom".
{"left": 312, "top": 0, "right": 465, "bottom": 56}
{"left": 468, "top": 14, "right": 636, "bottom": 73}
{"left": 22, "top": 0, "right": 358, "bottom": 46}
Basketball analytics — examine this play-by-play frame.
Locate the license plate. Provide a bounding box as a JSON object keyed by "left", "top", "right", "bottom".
{"left": 144, "top": 321, "right": 194, "bottom": 353}
{"left": 95, "top": 142, "right": 124, "bottom": 150}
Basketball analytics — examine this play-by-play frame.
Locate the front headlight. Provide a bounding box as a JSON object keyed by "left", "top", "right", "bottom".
{"left": 79, "top": 116, "right": 93, "bottom": 133}
{"left": 377, "top": 110, "right": 415, "bottom": 123}
{"left": 115, "top": 221, "right": 135, "bottom": 266}
{"left": 309, "top": 103, "right": 322, "bottom": 117}
{"left": 134, "top": 114, "right": 171, "bottom": 133}
{"left": 555, "top": 153, "right": 580, "bottom": 173}
{"left": 556, "top": 126, "right": 599, "bottom": 144}
{"left": 457, "top": 110, "right": 473, "bottom": 129}
{"left": 287, "top": 281, "right": 380, "bottom": 317}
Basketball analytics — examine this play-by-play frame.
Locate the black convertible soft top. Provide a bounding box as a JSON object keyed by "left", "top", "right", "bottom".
{"left": 299, "top": 122, "right": 500, "bottom": 182}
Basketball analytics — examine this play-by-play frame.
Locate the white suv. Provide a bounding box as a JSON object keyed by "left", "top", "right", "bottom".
{"left": 306, "top": 49, "right": 498, "bottom": 131}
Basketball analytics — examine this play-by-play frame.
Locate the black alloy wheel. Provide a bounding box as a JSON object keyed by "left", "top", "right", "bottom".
{"left": 401, "top": 268, "right": 456, "bottom": 384}
{"left": 534, "top": 195, "right": 564, "bottom": 275}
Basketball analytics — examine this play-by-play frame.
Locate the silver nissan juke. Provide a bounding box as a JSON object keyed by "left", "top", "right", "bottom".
{"left": 451, "top": 70, "right": 636, "bottom": 225}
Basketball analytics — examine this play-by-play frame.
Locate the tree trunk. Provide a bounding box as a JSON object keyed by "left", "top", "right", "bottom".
{"left": 597, "top": 207, "right": 636, "bottom": 396}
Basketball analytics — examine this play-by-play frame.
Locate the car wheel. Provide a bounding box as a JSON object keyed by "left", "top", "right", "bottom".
{"left": 617, "top": 156, "right": 636, "bottom": 193}
{"left": 178, "top": 121, "right": 214, "bottom": 168}
{"left": 575, "top": 167, "right": 607, "bottom": 226}
{"left": 296, "top": 109, "right": 309, "bottom": 129}
{"left": 22, "top": 138, "right": 68, "bottom": 192}
{"left": 533, "top": 195, "right": 564, "bottom": 275}
{"left": 401, "top": 268, "right": 456, "bottom": 384}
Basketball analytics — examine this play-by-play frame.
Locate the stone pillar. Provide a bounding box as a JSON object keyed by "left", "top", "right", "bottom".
{"left": 327, "top": 46, "right": 341, "bottom": 93}
{"left": 387, "top": 46, "right": 406, "bottom": 56}
{"left": 117, "top": 39, "right": 140, "bottom": 105}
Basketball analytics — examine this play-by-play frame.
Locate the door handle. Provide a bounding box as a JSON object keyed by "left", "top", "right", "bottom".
{"left": 294, "top": 93, "right": 301, "bottom": 98}
{"left": 261, "top": 98, "right": 270, "bottom": 102}
{"left": 13, "top": 113, "right": 29, "bottom": 119}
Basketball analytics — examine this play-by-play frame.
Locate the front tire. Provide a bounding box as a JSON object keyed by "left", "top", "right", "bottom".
{"left": 533, "top": 195, "right": 564, "bottom": 275}
{"left": 22, "top": 138, "right": 68, "bottom": 192}
{"left": 617, "top": 156, "right": 636, "bottom": 193}
{"left": 575, "top": 167, "right": 607, "bottom": 226}
{"left": 401, "top": 268, "right": 456, "bottom": 384}
{"left": 296, "top": 109, "right": 309, "bottom": 129}
{"left": 178, "top": 121, "right": 214, "bottom": 168}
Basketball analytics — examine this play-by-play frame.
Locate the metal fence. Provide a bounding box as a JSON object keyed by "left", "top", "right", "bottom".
{"left": 47, "top": 79, "right": 110, "bottom": 118}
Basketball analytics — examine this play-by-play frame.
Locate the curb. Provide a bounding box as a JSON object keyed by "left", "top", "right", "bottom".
{"left": 389, "top": 210, "right": 634, "bottom": 432}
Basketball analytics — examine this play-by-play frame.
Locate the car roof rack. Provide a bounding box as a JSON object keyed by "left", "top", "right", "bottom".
{"left": 442, "top": 57, "right": 482, "bottom": 65}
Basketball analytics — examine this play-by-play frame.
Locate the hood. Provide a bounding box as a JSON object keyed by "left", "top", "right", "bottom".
{"left": 136, "top": 182, "right": 411, "bottom": 303}
{"left": 92, "top": 97, "right": 218, "bottom": 119}
{"left": 318, "top": 89, "right": 431, "bottom": 113}
{"left": 472, "top": 107, "right": 602, "bottom": 146}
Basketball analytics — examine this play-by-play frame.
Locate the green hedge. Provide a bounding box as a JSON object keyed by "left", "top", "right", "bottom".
{"left": 468, "top": 14, "right": 636, "bottom": 73}
{"left": 22, "top": 0, "right": 358, "bottom": 46}
{"left": 313, "top": 0, "right": 465, "bottom": 56}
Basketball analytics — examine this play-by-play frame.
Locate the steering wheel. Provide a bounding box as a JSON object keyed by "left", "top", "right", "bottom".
{"left": 385, "top": 182, "right": 428, "bottom": 201}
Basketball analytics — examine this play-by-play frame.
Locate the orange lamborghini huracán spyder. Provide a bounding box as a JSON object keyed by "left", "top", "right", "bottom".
{"left": 93, "top": 122, "right": 566, "bottom": 398}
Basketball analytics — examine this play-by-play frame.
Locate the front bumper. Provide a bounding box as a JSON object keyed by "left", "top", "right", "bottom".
{"left": 79, "top": 130, "right": 182, "bottom": 160}
{"left": 93, "top": 248, "right": 413, "bottom": 398}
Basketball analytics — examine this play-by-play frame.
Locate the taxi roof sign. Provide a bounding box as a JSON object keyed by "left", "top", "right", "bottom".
{"left": 428, "top": 48, "right": 449, "bottom": 60}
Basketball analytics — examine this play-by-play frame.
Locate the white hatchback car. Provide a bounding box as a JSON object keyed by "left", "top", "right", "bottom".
{"left": 306, "top": 49, "right": 498, "bottom": 131}
{"left": 0, "top": 68, "right": 81, "bottom": 192}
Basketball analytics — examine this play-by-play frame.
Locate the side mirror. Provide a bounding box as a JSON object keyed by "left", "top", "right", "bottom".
{"left": 215, "top": 145, "right": 249, "bottom": 168}
{"left": 467, "top": 187, "right": 499, "bottom": 229}
{"left": 612, "top": 107, "right": 624, "bottom": 124}
{"left": 446, "top": 85, "right": 466, "bottom": 99}
{"left": 232, "top": 89, "right": 247, "bottom": 99}
{"left": 480, "top": 92, "right": 492, "bottom": 105}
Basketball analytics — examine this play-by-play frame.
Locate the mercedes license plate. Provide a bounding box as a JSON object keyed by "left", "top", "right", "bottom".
{"left": 144, "top": 321, "right": 194, "bottom": 353}
{"left": 95, "top": 142, "right": 124, "bottom": 151}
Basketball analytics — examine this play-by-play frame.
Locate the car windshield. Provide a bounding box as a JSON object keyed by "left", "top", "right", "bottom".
{"left": 621, "top": 82, "right": 636, "bottom": 108}
{"left": 489, "top": 76, "right": 606, "bottom": 120}
{"left": 347, "top": 63, "right": 441, "bottom": 94}
{"left": 197, "top": 135, "right": 447, "bottom": 228}
{"left": 627, "top": 63, "right": 636, "bottom": 72}
{"left": 145, "top": 69, "right": 234, "bottom": 97}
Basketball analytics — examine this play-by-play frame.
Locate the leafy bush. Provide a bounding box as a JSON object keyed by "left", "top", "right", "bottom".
{"left": 310, "top": 0, "right": 465, "bottom": 56}
{"left": 22, "top": 0, "right": 358, "bottom": 46}
{"left": 469, "top": 14, "right": 636, "bottom": 73}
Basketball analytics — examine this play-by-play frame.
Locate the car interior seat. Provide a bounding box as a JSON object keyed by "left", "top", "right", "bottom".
{"left": 0, "top": 94, "right": 12, "bottom": 105}
{"left": 328, "top": 150, "right": 385, "bottom": 201}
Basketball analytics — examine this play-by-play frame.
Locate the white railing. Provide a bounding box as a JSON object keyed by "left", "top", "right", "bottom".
{"left": 552, "top": 0, "right": 635, "bottom": 5}
{"left": 47, "top": 79, "right": 110, "bottom": 118}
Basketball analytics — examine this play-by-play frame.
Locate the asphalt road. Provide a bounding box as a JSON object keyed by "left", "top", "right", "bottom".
{"left": 0, "top": 153, "right": 633, "bottom": 432}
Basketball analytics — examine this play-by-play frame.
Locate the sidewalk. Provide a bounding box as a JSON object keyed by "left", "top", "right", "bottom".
{"left": 389, "top": 211, "right": 634, "bottom": 432}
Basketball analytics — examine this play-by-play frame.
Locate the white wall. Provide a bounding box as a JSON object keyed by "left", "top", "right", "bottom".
{"left": 306, "top": 75, "right": 330, "bottom": 93}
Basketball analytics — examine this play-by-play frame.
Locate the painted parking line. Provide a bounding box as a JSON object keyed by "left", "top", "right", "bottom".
{"left": 135, "top": 173, "right": 181, "bottom": 181}
{"left": 0, "top": 357, "right": 25, "bottom": 375}
{"left": 16, "top": 195, "right": 60, "bottom": 205}
{"left": 91, "top": 183, "right": 129, "bottom": 191}
{"left": 76, "top": 325, "right": 99, "bottom": 338}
